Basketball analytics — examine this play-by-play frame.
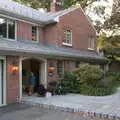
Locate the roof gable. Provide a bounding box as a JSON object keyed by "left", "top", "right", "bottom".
{"left": 0, "top": 0, "right": 96, "bottom": 32}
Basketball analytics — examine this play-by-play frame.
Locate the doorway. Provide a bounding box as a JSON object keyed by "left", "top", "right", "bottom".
{"left": 22, "top": 59, "right": 40, "bottom": 94}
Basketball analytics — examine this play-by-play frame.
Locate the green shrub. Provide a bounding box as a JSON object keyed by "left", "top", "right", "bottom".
{"left": 74, "top": 64, "right": 103, "bottom": 87}
{"left": 104, "top": 72, "right": 120, "bottom": 87}
{"left": 55, "top": 64, "right": 118, "bottom": 96}
{"left": 55, "top": 72, "right": 79, "bottom": 94}
{"left": 80, "top": 84, "right": 116, "bottom": 96}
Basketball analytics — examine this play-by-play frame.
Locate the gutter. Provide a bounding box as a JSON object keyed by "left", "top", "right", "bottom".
{"left": 0, "top": 48, "right": 108, "bottom": 63}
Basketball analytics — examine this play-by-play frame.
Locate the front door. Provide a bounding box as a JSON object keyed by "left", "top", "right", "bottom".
{"left": 0, "top": 60, "right": 3, "bottom": 105}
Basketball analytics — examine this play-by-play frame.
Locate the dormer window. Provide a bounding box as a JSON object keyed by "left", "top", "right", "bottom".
{"left": 32, "top": 26, "right": 38, "bottom": 41}
{"left": 0, "top": 17, "right": 15, "bottom": 40}
{"left": 88, "top": 36, "right": 95, "bottom": 50}
{"left": 63, "top": 29, "right": 72, "bottom": 46}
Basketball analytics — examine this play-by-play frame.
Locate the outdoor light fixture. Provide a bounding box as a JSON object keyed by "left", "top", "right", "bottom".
{"left": 11, "top": 66, "right": 19, "bottom": 72}
{"left": 48, "top": 63, "right": 55, "bottom": 73}
{"left": 9, "top": 61, "right": 19, "bottom": 74}
{"left": 48, "top": 66, "right": 55, "bottom": 72}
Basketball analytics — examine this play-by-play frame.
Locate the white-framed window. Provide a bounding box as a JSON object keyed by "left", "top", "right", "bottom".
{"left": 63, "top": 29, "right": 72, "bottom": 46}
{"left": 88, "top": 37, "right": 95, "bottom": 50}
{"left": 0, "top": 17, "right": 15, "bottom": 40}
{"left": 57, "top": 61, "right": 64, "bottom": 78}
{"left": 32, "top": 26, "right": 38, "bottom": 41}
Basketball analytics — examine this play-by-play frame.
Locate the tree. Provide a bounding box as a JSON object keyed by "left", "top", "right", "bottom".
{"left": 13, "top": 0, "right": 51, "bottom": 10}
{"left": 97, "top": 32, "right": 120, "bottom": 59}
{"left": 13, "top": 0, "right": 106, "bottom": 10}
{"left": 96, "top": 0, "right": 120, "bottom": 60}
{"left": 104, "top": 0, "right": 120, "bottom": 33}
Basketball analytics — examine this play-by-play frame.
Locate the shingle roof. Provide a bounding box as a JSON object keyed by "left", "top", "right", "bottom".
{"left": 0, "top": 0, "right": 78, "bottom": 24}
{"left": 0, "top": 38, "right": 107, "bottom": 62}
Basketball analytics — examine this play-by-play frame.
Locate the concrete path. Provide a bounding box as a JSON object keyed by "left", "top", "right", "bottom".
{"left": 22, "top": 88, "right": 120, "bottom": 118}
{"left": 0, "top": 104, "right": 103, "bottom": 120}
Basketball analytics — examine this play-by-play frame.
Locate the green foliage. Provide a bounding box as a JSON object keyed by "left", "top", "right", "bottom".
{"left": 55, "top": 72, "right": 79, "bottom": 94}
{"left": 104, "top": 72, "right": 120, "bottom": 87}
{"left": 80, "top": 84, "right": 116, "bottom": 96}
{"left": 56, "top": 64, "right": 119, "bottom": 96}
{"left": 97, "top": 32, "right": 120, "bottom": 59}
{"left": 61, "top": 72, "right": 79, "bottom": 93}
{"left": 74, "top": 64, "right": 103, "bottom": 87}
{"left": 96, "top": 32, "right": 108, "bottom": 49}
{"left": 13, "top": 0, "right": 102, "bottom": 10}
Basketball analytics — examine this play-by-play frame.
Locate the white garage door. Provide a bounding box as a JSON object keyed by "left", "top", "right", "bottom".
{"left": 0, "top": 61, "right": 3, "bottom": 105}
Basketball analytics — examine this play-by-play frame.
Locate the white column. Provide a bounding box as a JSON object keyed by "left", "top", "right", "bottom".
{"left": 19, "top": 58, "right": 22, "bottom": 101}
{"left": 0, "top": 60, "right": 2, "bottom": 105}
{"left": 44, "top": 60, "right": 48, "bottom": 89}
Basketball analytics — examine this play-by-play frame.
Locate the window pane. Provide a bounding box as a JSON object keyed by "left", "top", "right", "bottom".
{"left": 57, "top": 61, "right": 64, "bottom": 78}
{"left": 32, "top": 26, "right": 37, "bottom": 41}
{"left": 8, "top": 20, "right": 15, "bottom": 39}
{"left": 0, "top": 18, "right": 7, "bottom": 38}
{"left": 66, "top": 30, "right": 72, "bottom": 44}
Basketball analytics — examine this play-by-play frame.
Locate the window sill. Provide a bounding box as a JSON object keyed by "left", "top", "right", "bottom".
{"left": 88, "top": 48, "right": 94, "bottom": 50}
{"left": 0, "top": 37, "right": 16, "bottom": 41}
{"left": 62, "top": 42, "right": 72, "bottom": 47}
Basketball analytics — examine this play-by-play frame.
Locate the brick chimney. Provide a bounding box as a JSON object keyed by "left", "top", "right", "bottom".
{"left": 49, "top": 0, "right": 62, "bottom": 12}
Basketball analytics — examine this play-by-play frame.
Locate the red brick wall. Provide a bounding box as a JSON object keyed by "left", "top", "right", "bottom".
{"left": 47, "top": 59, "right": 76, "bottom": 84}
{"left": 6, "top": 56, "right": 19, "bottom": 104}
{"left": 17, "top": 21, "right": 32, "bottom": 41}
{"left": 47, "top": 60, "right": 59, "bottom": 83}
{"left": 17, "top": 21, "right": 44, "bottom": 42}
{"left": 64, "top": 60, "right": 76, "bottom": 72}
{"left": 16, "top": 8, "right": 96, "bottom": 51}
{"left": 44, "top": 8, "right": 96, "bottom": 50}
{"left": 44, "top": 24, "right": 58, "bottom": 45}
{"left": 57, "top": 8, "right": 96, "bottom": 50}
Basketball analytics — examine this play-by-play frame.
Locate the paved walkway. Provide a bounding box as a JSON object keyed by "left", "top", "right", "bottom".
{"left": 22, "top": 88, "right": 120, "bottom": 118}
{"left": 0, "top": 104, "right": 99, "bottom": 120}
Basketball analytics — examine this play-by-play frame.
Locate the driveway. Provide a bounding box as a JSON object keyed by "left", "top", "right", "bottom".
{"left": 22, "top": 88, "right": 120, "bottom": 118}
{"left": 0, "top": 104, "right": 103, "bottom": 120}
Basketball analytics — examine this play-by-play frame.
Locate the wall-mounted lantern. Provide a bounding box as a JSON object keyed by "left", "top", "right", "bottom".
{"left": 48, "top": 66, "right": 55, "bottom": 73}
{"left": 9, "top": 61, "right": 19, "bottom": 75}
{"left": 11, "top": 66, "right": 19, "bottom": 72}
{"left": 48, "top": 62, "right": 55, "bottom": 74}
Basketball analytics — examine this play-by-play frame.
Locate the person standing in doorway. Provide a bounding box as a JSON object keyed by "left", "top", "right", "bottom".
{"left": 28, "top": 72, "right": 36, "bottom": 96}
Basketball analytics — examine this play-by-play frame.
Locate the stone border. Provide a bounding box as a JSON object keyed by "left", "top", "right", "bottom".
{"left": 21, "top": 100, "right": 120, "bottom": 120}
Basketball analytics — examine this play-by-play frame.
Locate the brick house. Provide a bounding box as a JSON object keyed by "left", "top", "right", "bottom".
{"left": 0, "top": 0, "right": 107, "bottom": 106}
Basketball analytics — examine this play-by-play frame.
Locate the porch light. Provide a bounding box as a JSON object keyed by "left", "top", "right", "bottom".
{"left": 48, "top": 66, "right": 55, "bottom": 73}
{"left": 9, "top": 65, "right": 19, "bottom": 73}
{"left": 12, "top": 66, "right": 19, "bottom": 71}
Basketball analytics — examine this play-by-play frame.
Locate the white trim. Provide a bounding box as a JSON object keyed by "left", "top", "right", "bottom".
{"left": 0, "top": 14, "right": 39, "bottom": 26}
{"left": 54, "top": 16, "right": 59, "bottom": 22}
{"left": 31, "top": 26, "right": 39, "bottom": 43}
{"left": 88, "top": 48, "right": 94, "bottom": 50}
{"left": 63, "top": 29, "right": 73, "bottom": 46}
{"left": 37, "top": 26, "right": 39, "bottom": 42}
{"left": 55, "top": 7, "right": 78, "bottom": 19}
{"left": 19, "top": 57, "right": 22, "bottom": 101}
{"left": 0, "top": 56, "right": 6, "bottom": 106}
{"left": 0, "top": 17, "right": 17, "bottom": 41}
{"left": 19, "top": 56, "right": 47, "bottom": 101}
{"left": 44, "top": 60, "right": 48, "bottom": 89}
{"left": 62, "top": 42, "right": 72, "bottom": 47}
{"left": 88, "top": 37, "right": 95, "bottom": 50}
{"left": 15, "top": 21, "right": 17, "bottom": 41}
